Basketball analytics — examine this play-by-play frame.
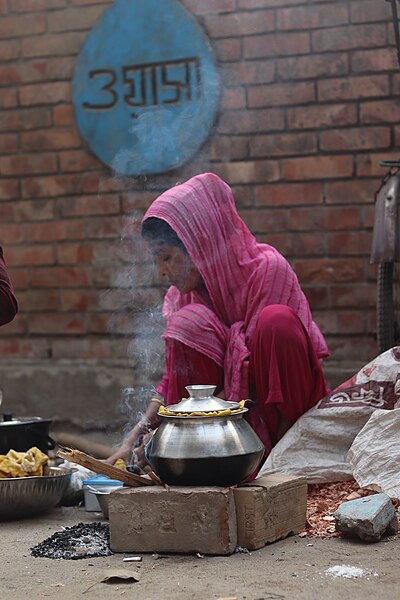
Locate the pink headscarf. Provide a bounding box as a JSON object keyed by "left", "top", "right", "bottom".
{"left": 143, "top": 173, "right": 328, "bottom": 402}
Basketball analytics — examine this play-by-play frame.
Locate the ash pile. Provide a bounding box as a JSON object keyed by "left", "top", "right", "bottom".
{"left": 31, "top": 522, "right": 112, "bottom": 560}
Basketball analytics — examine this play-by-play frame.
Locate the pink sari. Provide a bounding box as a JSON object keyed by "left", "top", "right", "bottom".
{"left": 142, "top": 173, "right": 328, "bottom": 405}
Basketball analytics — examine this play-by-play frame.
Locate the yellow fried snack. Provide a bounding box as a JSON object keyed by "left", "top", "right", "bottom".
{"left": 158, "top": 399, "right": 246, "bottom": 417}
{"left": 0, "top": 446, "right": 48, "bottom": 478}
{"left": 113, "top": 458, "right": 127, "bottom": 471}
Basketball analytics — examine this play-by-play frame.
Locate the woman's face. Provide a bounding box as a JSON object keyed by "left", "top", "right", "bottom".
{"left": 152, "top": 244, "right": 202, "bottom": 294}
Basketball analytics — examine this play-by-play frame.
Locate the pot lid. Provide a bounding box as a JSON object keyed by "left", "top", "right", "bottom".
{"left": 0, "top": 414, "right": 51, "bottom": 426}
{"left": 164, "top": 385, "right": 242, "bottom": 413}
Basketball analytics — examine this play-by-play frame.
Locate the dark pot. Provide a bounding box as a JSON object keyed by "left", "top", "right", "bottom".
{"left": 0, "top": 414, "right": 55, "bottom": 455}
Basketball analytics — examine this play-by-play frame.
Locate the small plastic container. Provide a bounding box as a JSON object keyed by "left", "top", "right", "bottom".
{"left": 82, "top": 474, "right": 123, "bottom": 512}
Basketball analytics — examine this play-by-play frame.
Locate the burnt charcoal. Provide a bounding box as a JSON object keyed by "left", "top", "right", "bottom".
{"left": 30, "top": 522, "right": 113, "bottom": 560}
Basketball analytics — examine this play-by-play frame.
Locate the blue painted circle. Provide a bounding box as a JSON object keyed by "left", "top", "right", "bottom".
{"left": 72, "top": 0, "right": 220, "bottom": 176}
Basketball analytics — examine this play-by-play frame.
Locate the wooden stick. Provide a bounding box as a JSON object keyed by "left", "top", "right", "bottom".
{"left": 57, "top": 446, "right": 156, "bottom": 487}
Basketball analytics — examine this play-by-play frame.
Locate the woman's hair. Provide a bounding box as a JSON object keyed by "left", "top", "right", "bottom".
{"left": 141, "top": 217, "right": 187, "bottom": 252}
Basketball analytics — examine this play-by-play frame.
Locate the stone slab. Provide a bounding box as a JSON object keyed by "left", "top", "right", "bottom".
{"left": 109, "top": 485, "right": 237, "bottom": 555}
{"left": 234, "top": 473, "right": 307, "bottom": 550}
{"left": 334, "top": 493, "right": 396, "bottom": 542}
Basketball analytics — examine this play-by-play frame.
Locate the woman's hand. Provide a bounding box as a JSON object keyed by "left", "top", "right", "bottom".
{"left": 131, "top": 431, "right": 153, "bottom": 470}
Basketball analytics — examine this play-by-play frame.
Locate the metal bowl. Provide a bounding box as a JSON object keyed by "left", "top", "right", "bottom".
{"left": 87, "top": 485, "right": 123, "bottom": 519}
{"left": 0, "top": 466, "right": 75, "bottom": 520}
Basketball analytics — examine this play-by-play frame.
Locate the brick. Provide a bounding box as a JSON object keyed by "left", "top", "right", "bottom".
{"left": 312, "top": 24, "right": 387, "bottom": 53}
{"left": 238, "top": 0, "right": 303, "bottom": 6}
{"left": 121, "top": 191, "right": 160, "bottom": 213}
{"left": 12, "top": 200, "right": 55, "bottom": 221}
{"left": 277, "top": 4, "right": 349, "bottom": 30}
{"left": 248, "top": 81, "right": 315, "bottom": 108}
{"left": 318, "top": 75, "right": 389, "bottom": 101}
{"left": 289, "top": 206, "right": 360, "bottom": 232}
{"left": 0, "top": 315, "right": 26, "bottom": 335}
{"left": 6, "top": 268, "right": 29, "bottom": 290}
{"left": 240, "top": 207, "right": 288, "bottom": 232}
{"left": 19, "top": 290, "right": 59, "bottom": 311}
{"left": 325, "top": 180, "right": 378, "bottom": 205}
{"left": 0, "top": 14, "right": 45, "bottom": 39}
{"left": 19, "top": 82, "right": 71, "bottom": 106}
{"left": 47, "top": 6, "right": 106, "bottom": 32}
{"left": 10, "top": 0, "right": 67, "bottom": 10}
{"left": 59, "top": 194, "right": 119, "bottom": 217}
{"left": 60, "top": 290, "right": 99, "bottom": 311}
{"left": 255, "top": 182, "right": 323, "bottom": 207}
{"left": 31, "top": 267, "right": 89, "bottom": 288}
{"left": 250, "top": 132, "right": 316, "bottom": 157}
{"left": 222, "top": 60, "right": 275, "bottom": 86}
{"left": 214, "top": 38, "right": 242, "bottom": 62}
{"left": 288, "top": 103, "right": 357, "bottom": 130}
{"left": 53, "top": 105, "right": 75, "bottom": 126}
{"left": 21, "top": 32, "right": 87, "bottom": 58}
{"left": 0, "top": 224, "right": 25, "bottom": 244}
{"left": 210, "top": 136, "right": 249, "bottom": 161}
{"left": 221, "top": 87, "right": 246, "bottom": 110}
{"left": 0, "top": 88, "right": 17, "bottom": 109}
{"left": 0, "top": 180, "right": 19, "bottom": 200}
{"left": 331, "top": 283, "right": 376, "bottom": 308}
{"left": 204, "top": 10, "right": 274, "bottom": 38}
{"left": 216, "top": 160, "right": 280, "bottom": 185}
{"left": 318, "top": 310, "right": 366, "bottom": 335}
{"left": 57, "top": 242, "right": 94, "bottom": 264}
{"left": 327, "top": 231, "right": 371, "bottom": 255}
{"left": 293, "top": 258, "right": 364, "bottom": 283}
{"left": 281, "top": 155, "right": 354, "bottom": 181}
{"left": 0, "top": 65, "right": 20, "bottom": 84}
{"left": 0, "top": 153, "right": 57, "bottom": 176}
{"left": 22, "top": 174, "right": 86, "bottom": 199}
{"left": 360, "top": 100, "right": 400, "bottom": 124}
{"left": 26, "top": 221, "right": 85, "bottom": 243}
{"left": 59, "top": 150, "right": 102, "bottom": 173}
{"left": 0, "top": 40, "right": 18, "bottom": 62}
{"left": 303, "top": 285, "right": 328, "bottom": 308}
{"left": 0, "top": 0, "right": 7, "bottom": 13}
{"left": 86, "top": 216, "right": 123, "bottom": 239}
{"left": 51, "top": 338, "right": 114, "bottom": 359}
{"left": 0, "top": 339, "right": 50, "bottom": 359}
{"left": 0, "top": 107, "right": 51, "bottom": 132}
{"left": 0, "top": 133, "right": 18, "bottom": 154}
{"left": 244, "top": 32, "right": 310, "bottom": 59}
{"left": 351, "top": 0, "right": 391, "bottom": 24}
{"left": 28, "top": 314, "right": 87, "bottom": 335}
{"left": 18, "top": 57, "right": 75, "bottom": 83}
{"left": 218, "top": 108, "right": 284, "bottom": 134}
{"left": 320, "top": 127, "right": 391, "bottom": 152}
{"left": 5, "top": 245, "right": 55, "bottom": 266}
{"left": 109, "top": 486, "right": 237, "bottom": 555}
{"left": 257, "top": 232, "right": 293, "bottom": 255}
{"left": 293, "top": 232, "right": 326, "bottom": 257}
{"left": 277, "top": 52, "right": 348, "bottom": 80}
{"left": 351, "top": 48, "right": 398, "bottom": 73}
{"left": 182, "top": 0, "right": 236, "bottom": 14}
{"left": 21, "top": 129, "right": 81, "bottom": 152}
{"left": 356, "top": 152, "right": 400, "bottom": 177}
{"left": 234, "top": 474, "right": 307, "bottom": 550}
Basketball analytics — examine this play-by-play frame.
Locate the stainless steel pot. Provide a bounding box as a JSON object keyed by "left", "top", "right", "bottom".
{"left": 0, "top": 413, "right": 55, "bottom": 455}
{"left": 146, "top": 385, "right": 264, "bottom": 486}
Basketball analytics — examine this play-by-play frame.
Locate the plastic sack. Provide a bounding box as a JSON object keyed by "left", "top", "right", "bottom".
{"left": 258, "top": 347, "right": 400, "bottom": 483}
{"left": 59, "top": 459, "right": 94, "bottom": 505}
{"left": 347, "top": 408, "right": 400, "bottom": 499}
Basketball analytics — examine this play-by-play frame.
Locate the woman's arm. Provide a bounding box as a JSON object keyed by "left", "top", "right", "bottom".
{"left": 106, "top": 396, "right": 163, "bottom": 465}
{"left": 0, "top": 246, "right": 18, "bottom": 326}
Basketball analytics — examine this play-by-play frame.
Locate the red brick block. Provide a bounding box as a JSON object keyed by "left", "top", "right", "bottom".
{"left": 0, "top": 133, "right": 18, "bottom": 154}
{"left": 320, "top": 127, "right": 390, "bottom": 152}
{"left": 293, "top": 258, "right": 364, "bottom": 283}
{"left": 317, "top": 310, "right": 366, "bottom": 335}
{"left": 0, "top": 315, "right": 27, "bottom": 335}
{"left": 250, "top": 132, "right": 317, "bottom": 157}
{"left": 312, "top": 24, "right": 386, "bottom": 53}
{"left": 327, "top": 231, "right": 371, "bottom": 255}
{"left": 21, "top": 32, "right": 87, "bottom": 58}
{"left": 13, "top": 200, "right": 55, "bottom": 222}
{"left": 53, "top": 105, "right": 75, "bottom": 126}
{"left": 6, "top": 268, "right": 29, "bottom": 290}
{"left": 216, "top": 159, "right": 280, "bottom": 184}
{"left": 22, "top": 174, "right": 86, "bottom": 199}
{"left": 0, "top": 40, "right": 18, "bottom": 61}
{"left": 277, "top": 52, "right": 349, "bottom": 80}
{"left": 214, "top": 38, "right": 242, "bottom": 62}
{"left": 317, "top": 75, "right": 389, "bottom": 101}
{"left": 47, "top": 5, "right": 106, "bottom": 32}
{"left": 20, "top": 290, "right": 59, "bottom": 311}
{"left": 0, "top": 339, "right": 49, "bottom": 359}
{"left": 32, "top": 267, "right": 89, "bottom": 288}
{"left": 0, "top": 107, "right": 52, "bottom": 132}
{"left": 10, "top": 0, "right": 66, "bottom": 10}
{"left": 85, "top": 216, "right": 123, "bottom": 239}
{"left": 19, "top": 57, "right": 75, "bottom": 83}
{"left": 331, "top": 283, "right": 376, "bottom": 308}
{"left": 288, "top": 103, "right": 357, "bottom": 130}
{"left": 356, "top": 152, "right": 400, "bottom": 177}
{"left": 240, "top": 207, "right": 288, "bottom": 233}
{"left": 303, "top": 285, "right": 328, "bottom": 308}
{"left": 222, "top": 60, "right": 275, "bottom": 85}
{"left": 6, "top": 245, "right": 55, "bottom": 266}
{"left": 51, "top": 338, "right": 113, "bottom": 359}
{"left": 57, "top": 242, "right": 94, "bottom": 265}
{"left": 109, "top": 486, "right": 237, "bottom": 555}
{"left": 0, "top": 224, "right": 25, "bottom": 244}
{"left": 0, "top": 180, "right": 19, "bottom": 200}
{"left": 21, "top": 129, "right": 81, "bottom": 152}
{"left": 28, "top": 314, "right": 87, "bottom": 335}
{"left": 121, "top": 191, "right": 158, "bottom": 212}
{"left": 244, "top": 32, "right": 310, "bottom": 59}
{"left": 60, "top": 290, "right": 98, "bottom": 312}
{"left": 218, "top": 108, "right": 284, "bottom": 134}
{"left": 26, "top": 220, "right": 85, "bottom": 243}
{"left": 350, "top": 0, "right": 391, "bottom": 24}
{"left": 210, "top": 136, "right": 249, "bottom": 161}
{"left": 59, "top": 194, "right": 119, "bottom": 217}
{"left": 0, "top": 89, "right": 17, "bottom": 109}
{"left": 281, "top": 155, "right": 354, "bottom": 181}
{"left": 277, "top": 4, "right": 349, "bottom": 30}
{"left": 0, "top": 14, "right": 45, "bottom": 39}
{"left": 325, "top": 180, "right": 379, "bottom": 205}
{"left": 254, "top": 182, "right": 323, "bottom": 207}
{"left": 248, "top": 81, "right": 314, "bottom": 108}
{"left": 59, "top": 150, "right": 101, "bottom": 173}
{"left": 19, "top": 82, "right": 71, "bottom": 106}
{"left": 182, "top": 0, "right": 236, "bottom": 14}
{"left": 351, "top": 48, "right": 398, "bottom": 73}
{"left": 204, "top": 10, "right": 274, "bottom": 38}
{"left": 360, "top": 100, "right": 400, "bottom": 124}
{"left": 0, "top": 65, "right": 21, "bottom": 85}
{"left": 221, "top": 86, "right": 246, "bottom": 110}
{"left": 0, "top": 153, "right": 57, "bottom": 176}
{"left": 295, "top": 232, "right": 326, "bottom": 256}
{"left": 0, "top": 0, "right": 8, "bottom": 13}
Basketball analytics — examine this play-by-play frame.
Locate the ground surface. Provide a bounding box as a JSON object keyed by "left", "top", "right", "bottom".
{"left": 1, "top": 506, "right": 399, "bottom": 600}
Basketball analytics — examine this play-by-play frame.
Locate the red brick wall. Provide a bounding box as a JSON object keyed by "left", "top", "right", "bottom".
{"left": 1, "top": 0, "right": 399, "bottom": 371}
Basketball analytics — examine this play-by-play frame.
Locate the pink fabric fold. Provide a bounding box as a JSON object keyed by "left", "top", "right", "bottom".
{"left": 143, "top": 172, "right": 328, "bottom": 402}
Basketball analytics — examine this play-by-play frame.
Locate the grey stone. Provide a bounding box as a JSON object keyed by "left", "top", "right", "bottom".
{"left": 334, "top": 493, "right": 395, "bottom": 542}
